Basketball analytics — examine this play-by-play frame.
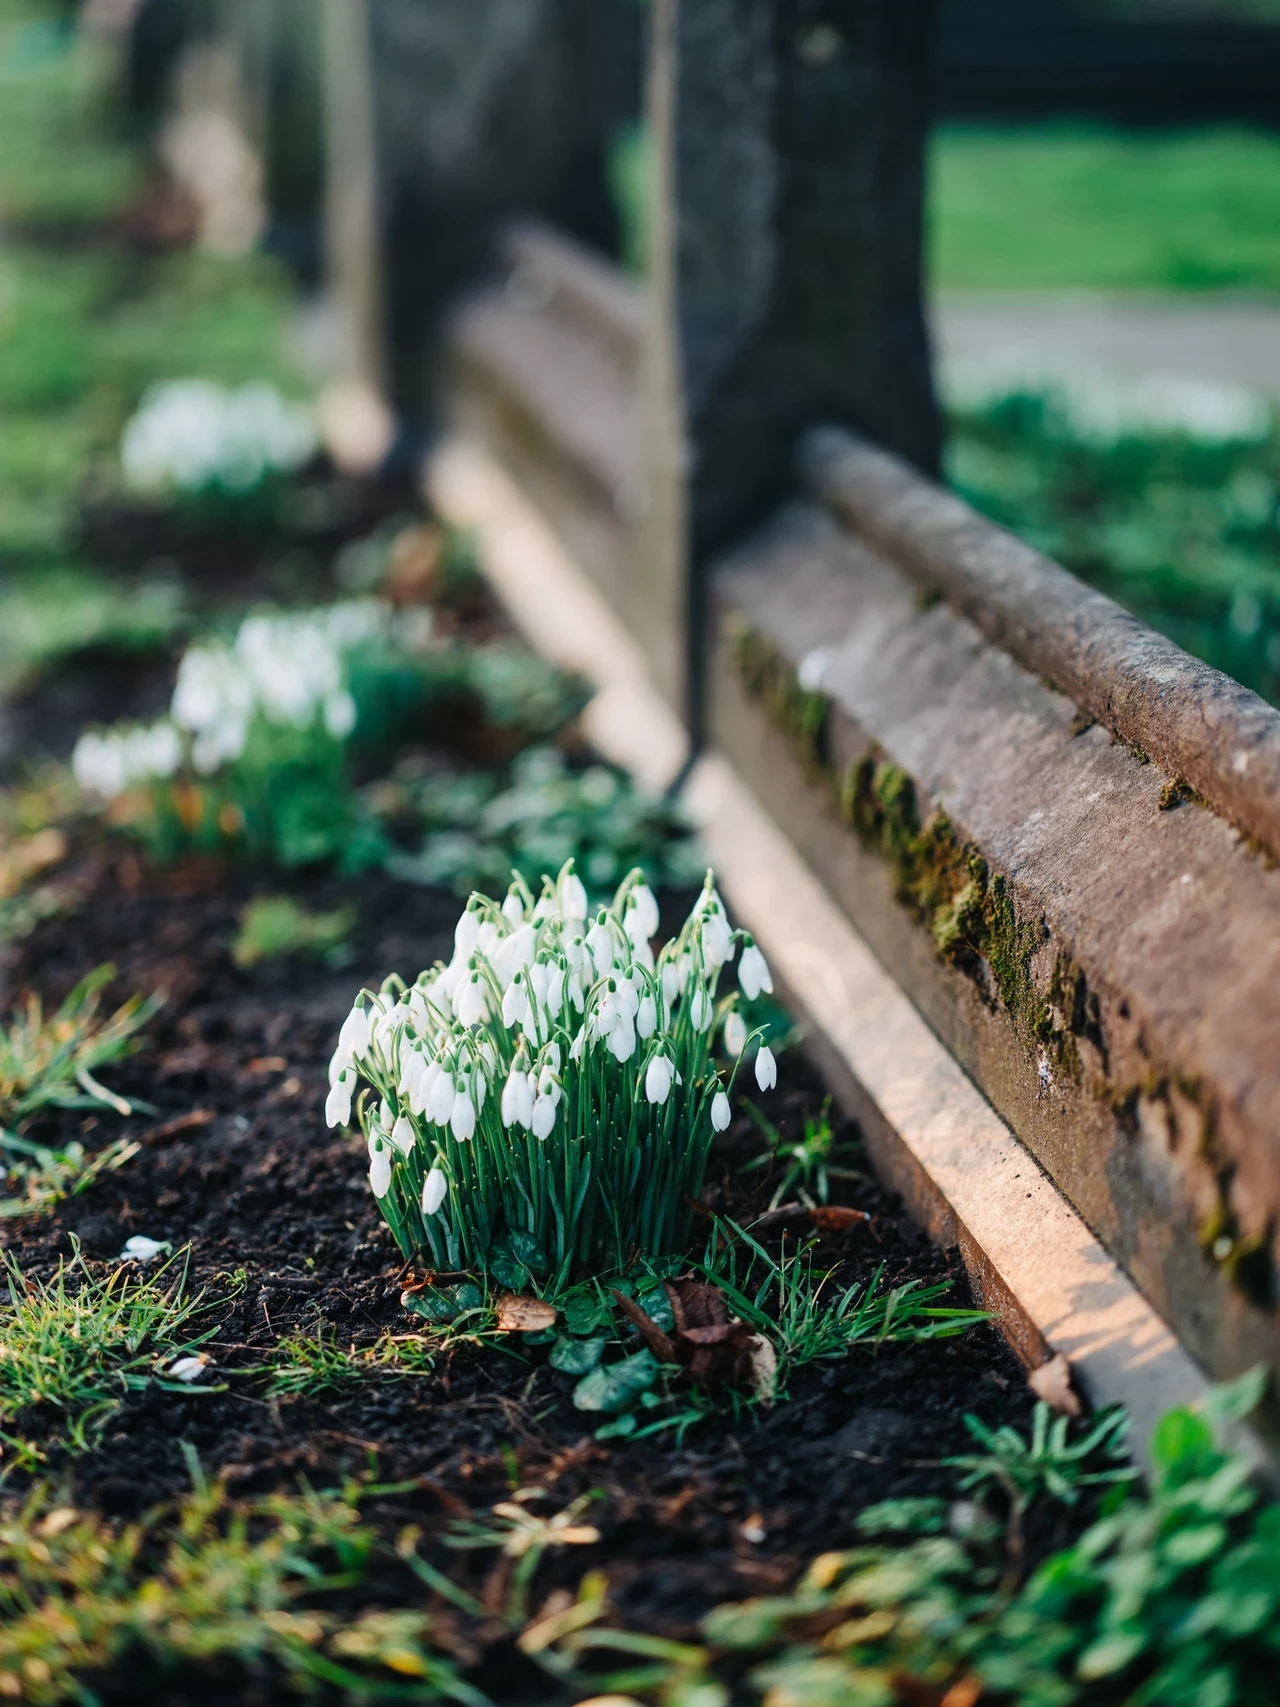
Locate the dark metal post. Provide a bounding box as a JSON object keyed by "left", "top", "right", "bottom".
{"left": 364, "top": 0, "right": 640, "bottom": 426}
{"left": 643, "top": 0, "right": 940, "bottom": 734}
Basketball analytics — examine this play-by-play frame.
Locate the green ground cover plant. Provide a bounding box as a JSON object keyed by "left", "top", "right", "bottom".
{"left": 931, "top": 125, "right": 1280, "bottom": 294}
{"left": 0, "top": 1248, "right": 216, "bottom": 1473}
{"left": 947, "top": 377, "right": 1280, "bottom": 701}
{"left": 232, "top": 895, "right": 357, "bottom": 970}
{"left": 534, "top": 1373, "right": 1277, "bottom": 1707}
{"left": 387, "top": 743, "right": 702, "bottom": 900}
{"left": 0, "top": 1472, "right": 480, "bottom": 1704}
{"left": 0, "top": 1, "right": 139, "bottom": 234}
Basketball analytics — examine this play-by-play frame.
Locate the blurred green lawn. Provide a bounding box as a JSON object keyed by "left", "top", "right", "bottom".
{"left": 930, "top": 126, "right": 1280, "bottom": 295}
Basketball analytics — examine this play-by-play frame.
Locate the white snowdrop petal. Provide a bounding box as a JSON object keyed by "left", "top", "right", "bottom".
{"left": 711, "top": 1090, "right": 732, "bottom": 1132}
{"left": 369, "top": 1147, "right": 393, "bottom": 1198}
{"left": 422, "top": 1168, "right": 448, "bottom": 1216}
{"left": 755, "top": 1045, "right": 778, "bottom": 1091}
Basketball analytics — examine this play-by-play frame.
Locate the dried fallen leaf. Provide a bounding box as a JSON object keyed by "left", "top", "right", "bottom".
{"left": 1028, "top": 1352, "right": 1082, "bottom": 1418}
{"left": 496, "top": 1293, "right": 557, "bottom": 1334}
{"left": 747, "top": 1333, "right": 778, "bottom": 1402}
{"left": 809, "top": 1205, "right": 873, "bottom": 1235}
{"left": 613, "top": 1279, "right": 767, "bottom": 1395}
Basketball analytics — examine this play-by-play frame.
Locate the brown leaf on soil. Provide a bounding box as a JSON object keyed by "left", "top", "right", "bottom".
{"left": 495, "top": 1294, "right": 557, "bottom": 1334}
{"left": 809, "top": 1205, "right": 873, "bottom": 1236}
{"left": 1027, "top": 1352, "right": 1082, "bottom": 1418}
{"left": 613, "top": 1278, "right": 768, "bottom": 1395}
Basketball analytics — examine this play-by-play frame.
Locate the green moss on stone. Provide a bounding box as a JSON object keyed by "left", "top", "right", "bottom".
{"left": 731, "top": 621, "right": 831, "bottom": 778}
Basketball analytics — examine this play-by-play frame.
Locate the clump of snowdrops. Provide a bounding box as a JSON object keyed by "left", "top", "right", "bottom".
{"left": 327, "top": 863, "right": 776, "bottom": 1283}
{"left": 120, "top": 379, "right": 316, "bottom": 500}
{"left": 69, "top": 600, "right": 438, "bottom": 869}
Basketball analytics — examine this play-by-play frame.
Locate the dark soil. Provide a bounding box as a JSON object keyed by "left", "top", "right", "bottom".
{"left": 1, "top": 833, "right": 1054, "bottom": 1701}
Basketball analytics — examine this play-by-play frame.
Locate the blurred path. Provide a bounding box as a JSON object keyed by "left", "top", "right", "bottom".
{"left": 934, "top": 294, "right": 1280, "bottom": 397}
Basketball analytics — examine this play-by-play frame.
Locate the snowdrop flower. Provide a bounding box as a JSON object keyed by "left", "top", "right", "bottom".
{"left": 711, "top": 1090, "right": 732, "bottom": 1131}
{"left": 167, "top": 1354, "right": 212, "bottom": 1384}
{"left": 690, "top": 986, "right": 712, "bottom": 1032}
{"left": 559, "top": 866, "right": 588, "bottom": 922}
{"left": 608, "top": 1011, "right": 636, "bottom": 1062}
{"left": 325, "top": 1068, "right": 355, "bottom": 1128}
{"left": 390, "top": 1115, "right": 416, "bottom": 1157}
{"left": 422, "top": 1168, "right": 448, "bottom": 1216}
{"left": 625, "top": 884, "right": 660, "bottom": 947}
{"left": 369, "top": 1144, "right": 393, "bottom": 1198}
{"left": 501, "top": 1066, "right": 534, "bottom": 1129}
{"left": 427, "top": 1068, "right": 455, "bottom": 1127}
{"left": 739, "top": 939, "right": 773, "bottom": 1001}
{"left": 723, "top": 1010, "right": 748, "bottom": 1057}
{"left": 454, "top": 908, "right": 481, "bottom": 961}
{"left": 120, "top": 1235, "right": 170, "bottom": 1263}
{"left": 531, "top": 1093, "right": 557, "bottom": 1139}
{"left": 323, "top": 689, "right": 357, "bottom": 739}
{"left": 586, "top": 917, "right": 616, "bottom": 978}
{"left": 645, "top": 1053, "right": 675, "bottom": 1105}
{"left": 755, "top": 1045, "right": 777, "bottom": 1091}
{"left": 456, "top": 973, "right": 487, "bottom": 1028}
{"left": 699, "top": 893, "right": 733, "bottom": 972}
{"left": 637, "top": 993, "right": 657, "bottom": 1040}
{"left": 338, "top": 1005, "right": 371, "bottom": 1060}
{"left": 450, "top": 1087, "right": 476, "bottom": 1142}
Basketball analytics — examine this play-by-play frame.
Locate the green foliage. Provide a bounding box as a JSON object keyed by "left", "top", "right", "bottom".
{"left": 0, "top": 964, "right": 158, "bottom": 1131}
{"left": 0, "top": 568, "right": 185, "bottom": 694}
{"left": 0, "top": 1475, "right": 481, "bottom": 1704}
{"left": 0, "top": 8, "right": 140, "bottom": 232}
{"left": 261, "top": 1326, "right": 469, "bottom": 1398}
{"left": 544, "top": 1378, "right": 1280, "bottom": 1707}
{"left": 948, "top": 382, "right": 1280, "bottom": 702}
{"left": 389, "top": 744, "right": 702, "bottom": 898}
{"left": 699, "top": 1221, "right": 989, "bottom": 1391}
{"left": 932, "top": 124, "right": 1280, "bottom": 293}
{"left": 741, "top": 1097, "right": 864, "bottom": 1210}
{"left": 949, "top": 1403, "right": 1136, "bottom": 1514}
{"left": 444, "top": 1489, "right": 602, "bottom": 1622}
{"left": 232, "top": 895, "right": 356, "bottom": 970}
{"left": 0, "top": 1248, "right": 216, "bottom": 1472}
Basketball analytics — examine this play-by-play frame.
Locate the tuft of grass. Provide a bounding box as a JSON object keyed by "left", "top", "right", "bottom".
{"left": 741, "top": 1096, "right": 864, "bottom": 1211}
{"left": 263, "top": 1327, "right": 452, "bottom": 1398}
{"left": 0, "top": 1247, "right": 217, "bottom": 1472}
{"left": 232, "top": 895, "right": 357, "bottom": 970}
{"left": 700, "top": 1219, "right": 989, "bottom": 1389}
{"left": 0, "top": 1474, "right": 482, "bottom": 1705}
{"left": 444, "top": 1490, "right": 603, "bottom": 1623}
{"left": 948, "top": 1402, "right": 1137, "bottom": 1515}
{"left": 0, "top": 965, "right": 159, "bottom": 1127}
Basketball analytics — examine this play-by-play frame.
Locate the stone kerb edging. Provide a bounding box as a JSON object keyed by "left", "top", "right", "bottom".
{"left": 426, "top": 437, "right": 1261, "bottom": 1472}
{"left": 706, "top": 496, "right": 1280, "bottom": 1422}
{"left": 803, "top": 427, "right": 1280, "bottom": 869}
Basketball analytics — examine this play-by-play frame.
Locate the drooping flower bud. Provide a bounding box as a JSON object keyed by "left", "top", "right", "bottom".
{"left": 645, "top": 1053, "right": 675, "bottom": 1105}
{"left": 531, "top": 1093, "right": 557, "bottom": 1140}
{"left": 723, "top": 1010, "right": 748, "bottom": 1056}
{"left": 755, "top": 1045, "right": 777, "bottom": 1091}
{"left": 422, "top": 1167, "right": 448, "bottom": 1216}
{"left": 390, "top": 1115, "right": 416, "bottom": 1156}
{"left": 337, "top": 1005, "right": 371, "bottom": 1060}
{"left": 711, "top": 1090, "right": 732, "bottom": 1132}
{"left": 739, "top": 940, "right": 773, "bottom": 1001}
{"left": 450, "top": 1086, "right": 476, "bottom": 1142}
{"left": 325, "top": 1068, "right": 354, "bottom": 1129}
{"left": 369, "top": 1144, "right": 393, "bottom": 1198}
